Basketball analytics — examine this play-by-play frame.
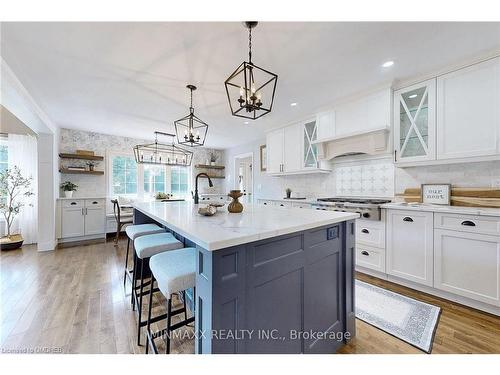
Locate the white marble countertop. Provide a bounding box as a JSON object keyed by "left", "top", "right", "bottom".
{"left": 381, "top": 202, "right": 500, "bottom": 217}
{"left": 133, "top": 201, "right": 359, "bottom": 251}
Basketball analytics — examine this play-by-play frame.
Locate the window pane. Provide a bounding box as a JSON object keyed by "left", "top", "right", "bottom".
{"left": 111, "top": 155, "right": 137, "bottom": 196}
{"left": 0, "top": 145, "right": 7, "bottom": 162}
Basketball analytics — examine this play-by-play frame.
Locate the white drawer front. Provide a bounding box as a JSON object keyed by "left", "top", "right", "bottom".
{"left": 85, "top": 198, "right": 105, "bottom": 208}
{"left": 356, "top": 220, "right": 385, "bottom": 248}
{"left": 356, "top": 246, "right": 385, "bottom": 273}
{"left": 434, "top": 213, "right": 500, "bottom": 236}
{"left": 62, "top": 199, "right": 84, "bottom": 208}
{"left": 292, "top": 202, "right": 311, "bottom": 209}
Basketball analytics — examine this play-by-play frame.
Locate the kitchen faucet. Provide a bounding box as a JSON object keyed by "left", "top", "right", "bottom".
{"left": 193, "top": 172, "right": 214, "bottom": 204}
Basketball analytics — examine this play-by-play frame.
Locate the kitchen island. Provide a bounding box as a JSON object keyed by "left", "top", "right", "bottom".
{"left": 133, "top": 200, "right": 359, "bottom": 354}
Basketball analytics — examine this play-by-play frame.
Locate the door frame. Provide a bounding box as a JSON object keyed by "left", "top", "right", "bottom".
{"left": 233, "top": 152, "right": 254, "bottom": 203}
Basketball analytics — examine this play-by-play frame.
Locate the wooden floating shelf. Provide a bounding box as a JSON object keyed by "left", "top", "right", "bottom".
{"left": 195, "top": 164, "right": 225, "bottom": 170}
{"left": 59, "top": 153, "right": 104, "bottom": 161}
{"left": 59, "top": 169, "right": 104, "bottom": 175}
{"left": 198, "top": 175, "right": 225, "bottom": 179}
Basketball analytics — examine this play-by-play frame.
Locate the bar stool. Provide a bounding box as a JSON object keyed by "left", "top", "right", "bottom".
{"left": 133, "top": 232, "right": 184, "bottom": 346}
{"left": 123, "top": 223, "right": 165, "bottom": 288}
{"left": 145, "top": 247, "right": 196, "bottom": 354}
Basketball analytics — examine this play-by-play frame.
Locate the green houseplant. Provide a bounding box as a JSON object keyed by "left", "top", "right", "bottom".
{"left": 0, "top": 166, "right": 34, "bottom": 250}
{"left": 60, "top": 181, "right": 78, "bottom": 198}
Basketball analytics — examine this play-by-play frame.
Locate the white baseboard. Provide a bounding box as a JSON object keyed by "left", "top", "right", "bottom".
{"left": 37, "top": 239, "right": 57, "bottom": 252}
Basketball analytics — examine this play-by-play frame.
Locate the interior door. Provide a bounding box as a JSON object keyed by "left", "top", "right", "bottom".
{"left": 394, "top": 79, "right": 436, "bottom": 163}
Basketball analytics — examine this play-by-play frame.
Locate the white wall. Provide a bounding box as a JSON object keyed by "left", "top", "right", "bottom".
{"left": 395, "top": 161, "right": 500, "bottom": 193}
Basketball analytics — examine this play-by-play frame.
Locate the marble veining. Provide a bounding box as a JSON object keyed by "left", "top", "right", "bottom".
{"left": 133, "top": 200, "right": 359, "bottom": 250}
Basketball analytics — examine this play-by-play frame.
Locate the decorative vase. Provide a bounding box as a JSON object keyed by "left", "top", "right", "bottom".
{"left": 227, "top": 190, "right": 244, "bottom": 213}
{"left": 0, "top": 234, "right": 24, "bottom": 251}
{"left": 88, "top": 165, "right": 95, "bottom": 171}
{"left": 65, "top": 190, "right": 74, "bottom": 198}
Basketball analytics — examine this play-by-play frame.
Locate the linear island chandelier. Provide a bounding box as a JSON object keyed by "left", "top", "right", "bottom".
{"left": 133, "top": 131, "right": 193, "bottom": 166}
{"left": 224, "top": 21, "right": 278, "bottom": 120}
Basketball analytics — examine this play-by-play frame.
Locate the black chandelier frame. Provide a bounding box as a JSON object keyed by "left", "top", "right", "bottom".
{"left": 133, "top": 131, "right": 193, "bottom": 167}
{"left": 174, "top": 84, "right": 209, "bottom": 147}
{"left": 224, "top": 21, "right": 278, "bottom": 120}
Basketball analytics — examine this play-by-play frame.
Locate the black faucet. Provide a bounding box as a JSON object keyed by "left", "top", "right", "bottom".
{"left": 193, "top": 172, "right": 213, "bottom": 204}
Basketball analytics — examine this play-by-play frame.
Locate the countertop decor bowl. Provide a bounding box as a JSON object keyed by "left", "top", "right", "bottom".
{"left": 198, "top": 205, "right": 217, "bottom": 216}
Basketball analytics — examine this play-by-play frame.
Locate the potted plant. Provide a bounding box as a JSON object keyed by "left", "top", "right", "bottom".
{"left": 60, "top": 181, "right": 78, "bottom": 198}
{"left": 0, "top": 166, "right": 34, "bottom": 250}
{"left": 285, "top": 188, "right": 292, "bottom": 199}
{"left": 86, "top": 161, "right": 95, "bottom": 171}
{"left": 210, "top": 151, "right": 217, "bottom": 166}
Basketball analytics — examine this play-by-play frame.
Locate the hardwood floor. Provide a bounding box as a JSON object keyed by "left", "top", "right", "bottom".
{"left": 1, "top": 239, "right": 498, "bottom": 354}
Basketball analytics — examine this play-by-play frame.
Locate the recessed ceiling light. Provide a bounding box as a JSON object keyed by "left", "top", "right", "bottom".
{"left": 290, "top": 102, "right": 298, "bottom": 107}
{"left": 244, "top": 121, "right": 249, "bottom": 125}
{"left": 382, "top": 60, "right": 394, "bottom": 68}
{"left": 408, "top": 94, "right": 418, "bottom": 99}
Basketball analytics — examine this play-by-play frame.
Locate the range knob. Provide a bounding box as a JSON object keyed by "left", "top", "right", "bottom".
{"left": 362, "top": 212, "right": 370, "bottom": 218}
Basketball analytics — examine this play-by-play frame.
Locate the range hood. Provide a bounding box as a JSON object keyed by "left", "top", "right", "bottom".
{"left": 318, "top": 128, "right": 390, "bottom": 160}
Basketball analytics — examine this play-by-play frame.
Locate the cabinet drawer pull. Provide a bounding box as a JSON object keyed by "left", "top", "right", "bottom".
{"left": 361, "top": 229, "right": 369, "bottom": 234}
{"left": 92, "top": 201, "right": 98, "bottom": 204}
{"left": 461, "top": 220, "right": 476, "bottom": 227}
{"left": 70, "top": 202, "right": 77, "bottom": 205}
{"left": 403, "top": 216, "right": 413, "bottom": 222}
{"left": 361, "top": 251, "right": 370, "bottom": 256}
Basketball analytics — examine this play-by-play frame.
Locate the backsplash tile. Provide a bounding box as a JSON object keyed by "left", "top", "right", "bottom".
{"left": 335, "top": 159, "right": 394, "bottom": 198}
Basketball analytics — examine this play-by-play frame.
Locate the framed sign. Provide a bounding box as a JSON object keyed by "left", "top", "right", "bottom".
{"left": 421, "top": 184, "right": 451, "bottom": 205}
{"left": 260, "top": 145, "right": 267, "bottom": 172}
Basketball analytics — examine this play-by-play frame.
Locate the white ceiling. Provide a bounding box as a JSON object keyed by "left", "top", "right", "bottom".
{"left": 1, "top": 22, "right": 500, "bottom": 149}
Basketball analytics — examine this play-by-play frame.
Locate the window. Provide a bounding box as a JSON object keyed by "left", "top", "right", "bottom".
{"left": 111, "top": 155, "right": 137, "bottom": 195}
{"left": 143, "top": 164, "right": 166, "bottom": 195}
{"left": 108, "top": 152, "right": 191, "bottom": 199}
{"left": 0, "top": 138, "right": 7, "bottom": 174}
{"left": 170, "top": 166, "right": 189, "bottom": 197}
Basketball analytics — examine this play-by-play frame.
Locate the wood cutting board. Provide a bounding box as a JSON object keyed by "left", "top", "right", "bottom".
{"left": 396, "top": 187, "right": 500, "bottom": 208}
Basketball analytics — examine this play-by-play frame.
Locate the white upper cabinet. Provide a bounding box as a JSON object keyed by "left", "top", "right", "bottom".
{"left": 266, "top": 128, "right": 284, "bottom": 174}
{"left": 394, "top": 79, "right": 436, "bottom": 164}
{"left": 302, "top": 119, "right": 320, "bottom": 169}
{"left": 315, "top": 110, "right": 335, "bottom": 142}
{"left": 335, "top": 88, "right": 391, "bottom": 137}
{"left": 283, "top": 123, "right": 302, "bottom": 173}
{"left": 437, "top": 57, "right": 500, "bottom": 160}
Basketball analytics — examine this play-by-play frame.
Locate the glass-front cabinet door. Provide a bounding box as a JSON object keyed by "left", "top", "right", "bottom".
{"left": 303, "top": 119, "right": 319, "bottom": 169}
{"left": 394, "top": 79, "right": 436, "bottom": 164}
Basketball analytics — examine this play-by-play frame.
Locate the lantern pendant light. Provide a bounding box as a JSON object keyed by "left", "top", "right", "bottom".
{"left": 133, "top": 131, "right": 193, "bottom": 166}
{"left": 224, "top": 21, "right": 278, "bottom": 120}
{"left": 174, "top": 84, "right": 208, "bottom": 147}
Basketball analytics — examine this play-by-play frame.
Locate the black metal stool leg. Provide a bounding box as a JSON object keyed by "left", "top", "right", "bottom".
{"left": 145, "top": 275, "right": 155, "bottom": 354}
{"left": 137, "top": 257, "right": 145, "bottom": 346}
{"left": 123, "top": 237, "right": 130, "bottom": 287}
{"left": 182, "top": 291, "right": 188, "bottom": 321}
{"left": 166, "top": 298, "right": 172, "bottom": 354}
{"left": 131, "top": 252, "right": 137, "bottom": 310}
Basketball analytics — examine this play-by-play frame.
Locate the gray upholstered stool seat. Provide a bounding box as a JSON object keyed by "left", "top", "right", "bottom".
{"left": 126, "top": 223, "right": 164, "bottom": 240}
{"left": 134, "top": 232, "right": 183, "bottom": 259}
{"left": 149, "top": 247, "right": 196, "bottom": 299}
{"left": 146, "top": 247, "right": 196, "bottom": 354}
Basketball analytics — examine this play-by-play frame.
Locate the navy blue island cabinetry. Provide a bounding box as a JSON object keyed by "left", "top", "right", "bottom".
{"left": 133, "top": 201, "right": 357, "bottom": 354}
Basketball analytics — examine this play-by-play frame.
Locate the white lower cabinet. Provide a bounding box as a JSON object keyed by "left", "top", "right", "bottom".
{"left": 386, "top": 209, "right": 434, "bottom": 287}
{"left": 60, "top": 199, "right": 105, "bottom": 240}
{"left": 434, "top": 229, "right": 500, "bottom": 306}
{"left": 355, "top": 218, "right": 386, "bottom": 273}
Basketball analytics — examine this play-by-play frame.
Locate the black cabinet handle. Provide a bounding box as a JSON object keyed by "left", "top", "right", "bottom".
{"left": 361, "top": 229, "right": 369, "bottom": 234}
{"left": 280, "top": 204, "right": 284, "bottom": 207}
{"left": 263, "top": 202, "right": 267, "bottom": 205}
{"left": 92, "top": 201, "right": 98, "bottom": 204}
{"left": 70, "top": 202, "right": 77, "bottom": 205}
{"left": 461, "top": 220, "right": 476, "bottom": 227}
{"left": 403, "top": 217, "right": 413, "bottom": 222}
{"left": 361, "top": 251, "right": 370, "bottom": 256}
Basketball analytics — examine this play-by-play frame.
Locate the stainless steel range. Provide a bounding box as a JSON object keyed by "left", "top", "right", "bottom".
{"left": 311, "top": 197, "right": 391, "bottom": 221}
